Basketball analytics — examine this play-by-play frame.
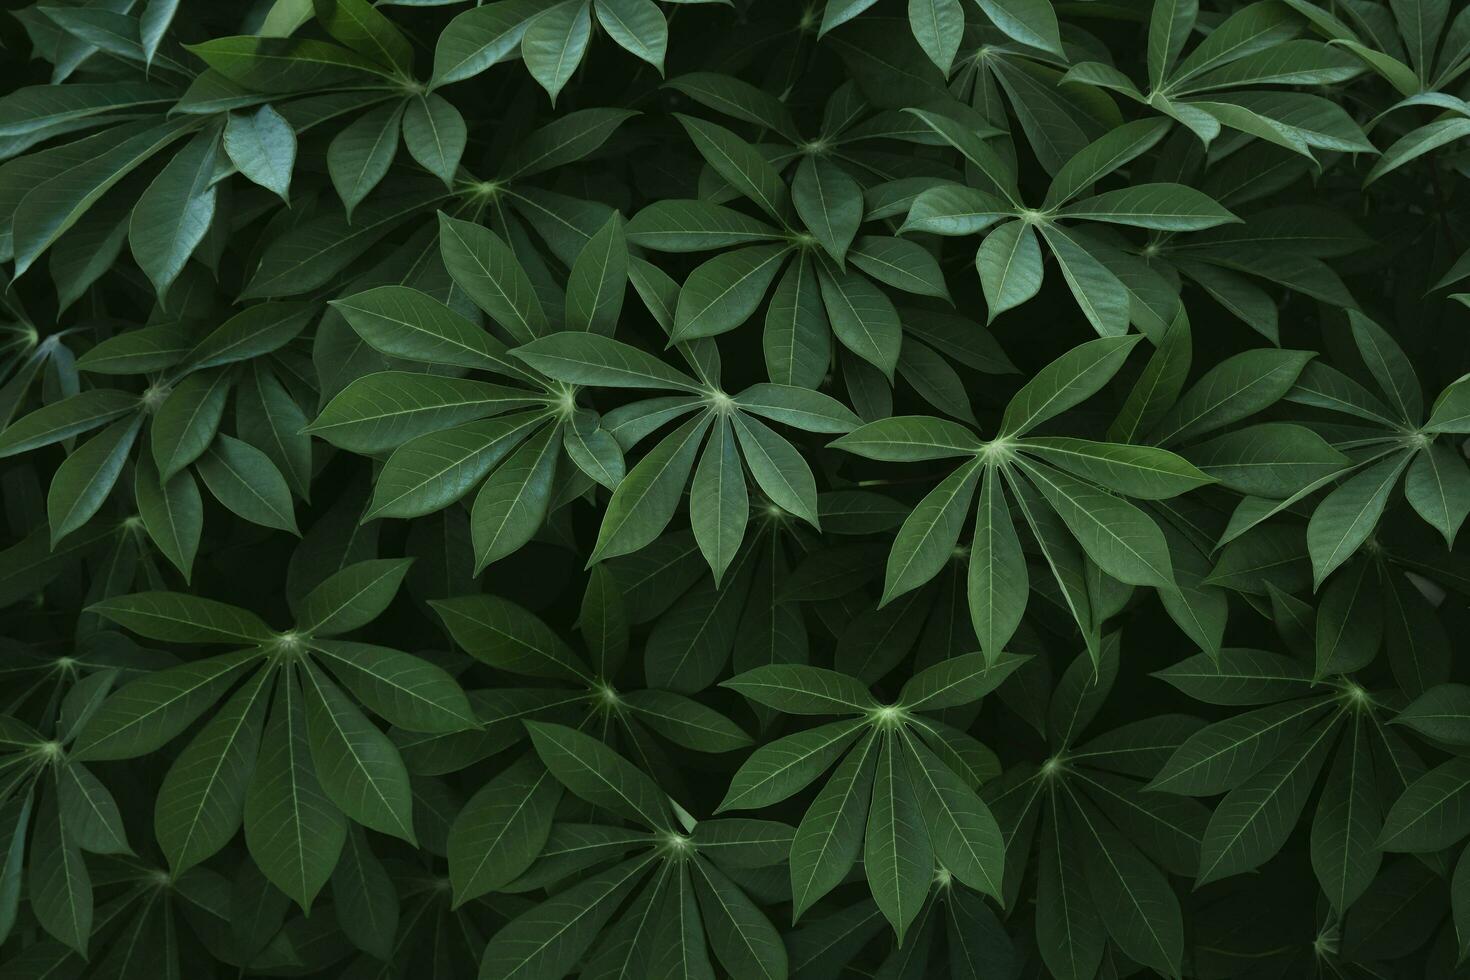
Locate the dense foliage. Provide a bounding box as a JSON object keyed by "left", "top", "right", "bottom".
{"left": 1, "top": 0, "right": 1470, "bottom": 977}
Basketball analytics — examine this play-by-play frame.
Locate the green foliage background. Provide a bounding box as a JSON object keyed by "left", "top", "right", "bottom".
{"left": 1, "top": 0, "right": 1470, "bottom": 976}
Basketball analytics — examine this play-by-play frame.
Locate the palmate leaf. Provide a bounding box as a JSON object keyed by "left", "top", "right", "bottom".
{"left": 0, "top": 0, "right": 1467, "bottom": 972}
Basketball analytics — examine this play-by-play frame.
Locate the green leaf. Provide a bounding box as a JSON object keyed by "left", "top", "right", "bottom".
{"left": 301, "top": 661, "right": 417, "bottom": 843}
{"left": 1380, "top": 755, "right": 1470, "bottom": 853}
{"left": 901, "top": 731, "right": 1004, "bottom": 899}
{"left": 434, "top": 594, "right": 593, "bottom": 682}
{"left": 901, "top": 185, "right": 1012, "bottom": 237}
{"left": 244, "top": 664, "right": 346, "bottom": 911}
{"left": 88, "top": 591, "right": 273, "bottom": 644}
{"left": 1153, "top": 648, "right": 1315, "bottom": 705}
{"left": 831, "top": 415, "right": 982, "bottom": 462}
{"left": 628, "top": 199, "right": 783, "bottom": 252}
{"left": 367, "top": 413, "right": 545, "bottom": 520}
{"left": 1020, "top": 438, "right": 1213, "bottom": 499}
{"left": 332, "top": 822, "right": 399, "bottom": 959}
{"left": 973, "top": 220, "right": 1042, "bottom": 323}
{"left": 1151, "top": 349, "right": 1316, "bottom": 446}
{"left": 331, "top": 285, "right": 521, "bottom": 374}
{"left": 1000, "top": 334, "right": 1141, "bottom": 436}
{"left": 155, "top": 666, "right": 272, "bottom": 874}
{"left": 673, "top": 244, "right": 790, "bottom": 343}
{"left": 1307, "top": 452, "right": 1412, "bottom": 588}
{"left": 674, "top": 113, "right": 791, "bottom": 222}
{"left": 514, "top": 332, "right": 703, "bottom": 391}
{"left": 969, "top": 464, "right": 1028, "bottom": 662}
{"left": 691, "top": 416, "right": 748, "bottom": 584}
{"left": 1016, "top": 459, "right": 1176, "bottom": 590}
{"left": 313, "top": 639, "right": 475, "bottom": 735}
{"left": 522, "top": 0, "right": 592, "bottom": 105}
{"left": 55, "top": 762, "right": 130, "bottom": 855}
{"left": 499, "top": 106, "right": 638, "bottom": 179}
{"left": 151, "top": 368, "right": 230, "bottom": 482}
{"left": 730, "top": 413, "right": 821, "bottom": 527}
{"left": 431, "top": 0, "right": 543, "bottom": 87}
{"left": 819, "top": 258, "right": 904, "bottom": 378}
{"left": 438, "top": 213, "right": 550, "bottom": 343}
{"left": 479, "top": 853, "right": 654, "bottom": 980}
{"left": 1196, "top": 714, "right": 1339, "bottom": 885}
{"left": 72, "top": 649, "right": 258, "bottom": 761}
{"left": 1347, "top": 310, "right": 1422, "bottom": 423}
{"left": 789, "top": 729, "right": 879, "bottom": 919}
{"left": 763, "top": 252, "right": 831, "bottom": 388}
{"left": 883, "top": 458, "right": 981, "bottom": 602}
{"left": 129, "top": 125, "right": 220, "bottom": 302}
{"left": 663, "top": 71, "right": 801, "bottom": 143}
{"left": 734, "top": 383, "right": 860, "bottom": 433}
{"left": 1037, "top": 225, "right": 1132, "bottom": 338}
{"left": 793, "top": 156, "right": 863, "bottom": 265}
{"left": 1184, "top": 423, "right": 1348, "bottom": 497}
{"left": 692, "top": 856, "right": 788, "bottom": 980}
{"left": 327, "top": 100, "right": 404, "bottom": 220}
{"left": 1315, "top": 558, "right": 1382, "bottom": 679}
{"left": 1426, "top": 373, "right": 1470, "bottom": 433}
{"left": 1149, "top": 696, "right": 1335, "bottom": 795}
{"left": 223, "top": 104, "right": 296, "bottom": 201}
{"left": 623, "top": 690, "right": 751, "bottom": 753}
{"left": 899, "top": 651, "right": 1027, "bottom": 711}
{"left": 449, "top": 753, "right": 561, "bottom": 906}
{"left": 314, "top": 0, "right": 414, "bottom": 73}
{"left": 403, "top": 92, "right": 466, "bottom": 187}
{"left": 1149, "top": 0, "right": 1198, "bottom": 91}
{"left": 196, "top": 433, "right": 300, "bottom": 533}
{"left": 567, "top": 212, "right": 628, "bottom": 335}
{"left": 976, "top": 0, "right": 1064, "bottom": 55}
{"left": 724, "top": 664, "right": 876, "bottom": 716}
{"left": 904, "top": 108, "right": 1021, "bottom": 206}
{"left": 1310, "top": 713, "right": 1382, "bottom": 912}
{"left": 0, "top": 389, "right": 139, "bottom": 458}
{"left": 298, "top": 558, "right": 411, "bottom": 636}
{"left": 187, "top": 301, "right": 316, "bottom": 372}
{"left": 1061, "top": 183, "right": 1240, "bottom": 231}
{"left": 47, "top": 415, "right": 142, "bottom": 547}
{"left": 1069, "top": 789, "right": 1185, "bottom": 978}
{"left": 308, "top": 372, "right": 540, "bottom": 454}
{"left": 470, "top": 423, "right": 560, "bottom": 572}
{"left": 1037, "top": 800, "right": 1105, "bottom": 980}
{"left": 1394, "top": 684, "right": 1470, "bottom": 745}
{"left": 592, "top": 413, "right": 712, "bottom": 564}
{"left": 865, "top": 731, "right": 932, "bottom": 943}
{"left": 134, "top": 454, "right": 202, "bottom": 582}
{"left": 909, "top": 0, "right": 965, "bottom": 75}
{"left": 595, "top": 0, "right": 668, "bottom": 72}
{"left": 848, "top": 235, "right": 950, "bottom": 301}
{"left": 719, "top": 718, "right": 869, "bottom": 812}
{"left": 13, "top": 119, "right": 193, "bottom": 278}
{"left": 28, "top": 792, "right": 90, "bottom": 955}
{"left": 564, "top": 420, "right": 626, "bottom": 490}
{"left": 526, "top": 721, "right": 671, "bottom": 829}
